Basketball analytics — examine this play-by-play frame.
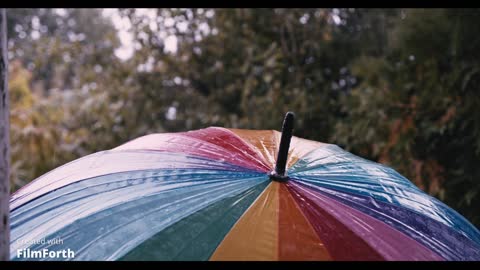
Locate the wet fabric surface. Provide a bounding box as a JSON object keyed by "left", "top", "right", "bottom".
{"left": 10, "top": 127, "right": 480, "bottom": 261}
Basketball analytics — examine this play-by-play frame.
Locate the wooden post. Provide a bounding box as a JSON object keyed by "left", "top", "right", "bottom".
{"left": 0, "top": 8, "right": 10, "bottom": 261}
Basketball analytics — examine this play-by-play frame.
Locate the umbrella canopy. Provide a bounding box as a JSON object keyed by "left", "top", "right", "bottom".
{"left": 9, "top": 113, "right": 480, "bottom": 261}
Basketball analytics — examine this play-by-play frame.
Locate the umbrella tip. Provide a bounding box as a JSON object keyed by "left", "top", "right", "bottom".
{"left": 269, "top": 112, "right": 295, "bottom": 182}
{"left": 285, "top": 111, "right": 295, "bottom": 120}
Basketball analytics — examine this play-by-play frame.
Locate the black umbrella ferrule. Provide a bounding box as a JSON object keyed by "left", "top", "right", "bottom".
{"left": 269, "top": 112, "right": 294, "bottom": 182}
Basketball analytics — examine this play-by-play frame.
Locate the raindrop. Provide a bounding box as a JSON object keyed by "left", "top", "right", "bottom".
{"left": 193, "top": 47, "right": 202, "bottom": 55}
{"left": 331, "top": 82, "right": 339, "bottom": 90}
{"left": 305, "top": 56, "right": 315, "bottom": 64}
{"left": 305, "top": 78, "right": 312, "bottom": 86}
{"left": 14, "top": 24, "right": 23, "bottom": 32}
{"left": 331, "top": 14, "right": 342, "bottom": 25}
{"left": 299, "top": 14, "right": 310, "bottom": 24}
{"left": 63, "top": 53, "right": 72, "bottom": 62}
{"left": 349, "top": 76, "right": 357, "bottom": 85}
{"left": 205, "top": 9, "right": 215, "bottom": 18}
{"left": 177, "top": 21, "right": 189, "bottom": 32}
{"left": 31, "top": 16, "right": 40, "bottom": 30}
{"left": 31, "top": 30, "right": 40, "bottom": 40}
{"left": 77, "top": 33, "right": 86, "bottom": 41}
{"left": 94, "top": 65, "right": 103, "bottom": 73}
{"left": 164, "top": 17, "right": 175, "bottom": 27}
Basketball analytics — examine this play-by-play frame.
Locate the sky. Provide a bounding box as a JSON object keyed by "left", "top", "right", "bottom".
{"left": 100, "top": 8, "right": 341, "bottom": 61}
{"left": 101, "top": 9, "right": 178, "bottom": 61}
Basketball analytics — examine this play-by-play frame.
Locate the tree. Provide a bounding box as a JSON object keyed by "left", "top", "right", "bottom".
{"left": 334, "top": 8, "right": 480, "bottom": 225}
{"left": 6, "top": 9, "right": 119, "bottom": 93}
{"left": 3, "top": 8, "right": 480, "bottom": 228}
{"left": 119, "top": 8, "right": 389, "bottom": 140}
{"left": 0, "top": 8, "right": 10, "bottom": 261}
{"left": 5, "top": 9, "right": 122, "bottom": 191}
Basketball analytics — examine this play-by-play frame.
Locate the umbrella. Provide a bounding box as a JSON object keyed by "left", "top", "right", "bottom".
{"left": 9, "top": 112, "right": 480, "bottom": 261}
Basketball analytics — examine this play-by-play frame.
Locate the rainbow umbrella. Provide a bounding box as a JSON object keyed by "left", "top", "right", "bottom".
{"left": 9, "top": 113, "right": 480, "bottom": 261}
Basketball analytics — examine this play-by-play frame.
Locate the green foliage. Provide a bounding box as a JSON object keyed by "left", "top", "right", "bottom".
{"left": 336, "top": 8, "right": 480, "bottom": 225}
{"left": 6, "top": 8, "right": 480, "bottom": 226}
{"left": 9, "top": 61, "right": 89, "bottom": 190}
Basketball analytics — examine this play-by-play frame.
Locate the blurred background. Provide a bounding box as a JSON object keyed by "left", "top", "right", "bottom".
{"left": 5, "top": 8, "right": 480, "bottom": 226}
